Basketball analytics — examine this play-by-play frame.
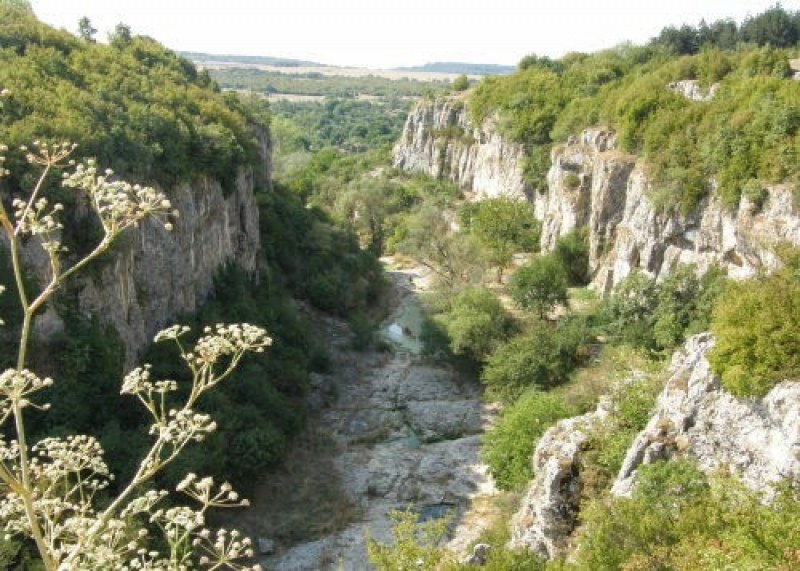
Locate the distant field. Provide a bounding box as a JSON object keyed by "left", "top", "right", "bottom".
{"left": 198, "top": 61, "right": 478, "bottom": 81}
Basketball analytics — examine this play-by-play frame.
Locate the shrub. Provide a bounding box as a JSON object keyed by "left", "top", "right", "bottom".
{"left": 599, "top": 266, "right": 724, "bottom": 353}
{"left": 452, "top": 74, "right": 470, "bottom": 92}
{"left": 572, "top": 459, "right": 800, "bottom": 570}
{"left": 482, "top": 391, "right": 575, "bottom": 490}
{"left": 481, "top": 317, "right": 593, "bottom": 400}
{"left": 552, "top": 228, "right": 590, "bottom": 286}
{"left": 564, "top": 172, "right": 581, "bottom": 189}
{"left": 367, "top": 510, "right": 449, "bottom": 571}
{"left": 436, "top": 287, "right": 514, "bottom": 362}
{"left": 581, "top": 371, "right": 662, "bottom": 489}
{"left": 709, "top": 263, "right": 800, "bottom": 397}
{"left": 509, "top": 254, "right": 569, "bottom": 318}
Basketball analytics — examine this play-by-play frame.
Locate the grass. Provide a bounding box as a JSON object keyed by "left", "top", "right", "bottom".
{"left": 552, "top": 344, "right": 661, "bottom": 414}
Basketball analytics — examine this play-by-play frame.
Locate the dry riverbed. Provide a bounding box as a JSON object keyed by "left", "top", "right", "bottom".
{"left": 239, "top": 259, "right": 499, "bottom": 570}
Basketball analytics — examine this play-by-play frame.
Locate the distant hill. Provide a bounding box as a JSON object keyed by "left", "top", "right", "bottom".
{"left": 181, "top": 51, "right": 326, "bottom": 68}
{"left": 394, "top": 62, "right": 515, "bottom": 75}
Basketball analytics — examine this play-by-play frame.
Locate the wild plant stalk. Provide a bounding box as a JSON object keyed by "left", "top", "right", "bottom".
{"left": 0, "top": 126, "right": 266, "bottom": 568}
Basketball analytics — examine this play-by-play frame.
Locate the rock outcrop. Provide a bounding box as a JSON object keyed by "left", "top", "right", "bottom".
{"left": 613, "top": 333, "right": 800, "bottom": 498}
{"left": 25, "top": 127, "right": 269, "bottom": 365}
{"left": 507, "top": 401, "right": 610, "bottom": 559}
{"left": 393, "top": 97, "right": 529, "bottom": 199}
{"left": 540, "top": 129, "right": 800, "bottom": 293}
{"left": 509, "top": 334, "right": 800, "bottom": 560}
{"left": 667, "top": 79, "right": 719, "bottom": 102}
{"left": 395, "top": 98, "right": 800, "bottom": 294}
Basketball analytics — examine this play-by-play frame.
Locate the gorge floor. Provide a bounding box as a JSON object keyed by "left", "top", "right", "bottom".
{"left": 241, "top": 260, "right": 500, "bottom": 570}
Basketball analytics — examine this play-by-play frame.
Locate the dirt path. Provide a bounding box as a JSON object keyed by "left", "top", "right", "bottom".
{"left": 243, "top": 260, "right": 499, "bottom": 570}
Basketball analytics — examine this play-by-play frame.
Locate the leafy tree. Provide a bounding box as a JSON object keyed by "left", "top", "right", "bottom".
{"left": 481, "top": 317, "right": 592, "bottom": 400}
{"left": 77, "top": 16, "right": 96, "bottom": 42}
{"left": 401, "top": 200, "right": 485, "bottom": 287}
{"left": 552, "top": 228, "right": 590, "bottom": 286}
{"left": 599, "top": 266, "right": 723, "bottom": 353}
{"left": 462, "top": 197, "right": 540, "bottom": 282}
{"left": 740, "top": 4, "right": 800, "bottom": 48}
{"left": 452, "top": 74, "right": 469, "bottom": 92}
{"left": 509, "top": 254, "right": 569, "bottom": 318}
{"left": 436, "top": 287, "right": 514, "bottom": 362}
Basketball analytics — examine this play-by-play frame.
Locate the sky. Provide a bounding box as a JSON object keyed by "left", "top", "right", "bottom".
{"left": 29, "top": 0, "right": 798, "bottom": 69}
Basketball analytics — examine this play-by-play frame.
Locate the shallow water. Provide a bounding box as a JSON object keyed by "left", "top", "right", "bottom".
{"left": 378, "top": 282, "right": 426, "bottom": 355}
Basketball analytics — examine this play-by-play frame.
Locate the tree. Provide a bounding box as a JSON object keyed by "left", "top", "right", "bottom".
{"left": 436, "top": 287, "right": 513, "bottom": 362}
{"left": 77, "top": 16, "right": 96, "bottom": 42}
{"left": 0, "top": 136, "right": 262, "bottom": 569}
{"left": 509, "top": 254, "right": 568, "bottom": 318}
{"left": 462, "top": 197, "right": 540, "bottom": 283}
{"left": 401, "top": 200, "right": 484, "bottom": 287}
{"left": 109, "top": 22, "right": 132, "bottom": 48}
{"left": 452, "top": 74, "right": 469, "bottom": 92}
{"left": 552, "top": 228, "right": 589, "bottom": 286}
{"left": 481, "top": 317, "right": 591, "bottom": 400}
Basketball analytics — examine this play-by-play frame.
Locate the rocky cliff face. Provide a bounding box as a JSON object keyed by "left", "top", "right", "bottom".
{"left": 509, "top": 334, "right": 800, "bottom": 559}
{"left": 613, "top": 333, "right": 800, "bottom": 498}
{"left": 30, "top": 128, "right": 269, "bottom": 366}
{"left": 508, "top": 402, "right": 610, "bottom": 558}
{"left": 539, "top": 128, "right": 800, "bottom": 293}
{"left": 392, "top": 97, "right": 529, "bottom": 199}
{"left": 396, "top": 98, "right": 800, "bottom": 291}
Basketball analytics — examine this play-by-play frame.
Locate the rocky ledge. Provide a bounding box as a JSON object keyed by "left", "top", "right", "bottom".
{"left": 509, "top": 333, "right": 800, "bottom": 560}
{"left": 613, "top": 333, "right": 800, "bottom": 497}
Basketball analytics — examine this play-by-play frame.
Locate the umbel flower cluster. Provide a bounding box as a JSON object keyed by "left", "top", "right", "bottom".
{"left": 0, "top": 123, "right": 268, "bottom": 570}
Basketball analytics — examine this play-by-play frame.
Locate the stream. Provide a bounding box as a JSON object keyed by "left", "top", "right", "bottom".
{"left": 251, "top": 259, "right": 499, "bottom": 570}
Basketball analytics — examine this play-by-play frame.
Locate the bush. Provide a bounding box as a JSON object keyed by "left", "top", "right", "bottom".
{"left": 599, "top": 266, "right": 724, "bottom": 353}
{"left": 482, "top": 391, "right": 575, "bottom": 490}
{"left": 367, "top": 510, "right": 449, "bottom": 571}
{"left": 452, "top": 74, "right": 470, "bottom": 92}
{"left": 581, "top": 371, "right": 662, "bottom": 490}
{"left": 481, "top": 317, "right": 593, "bottom": 400}
{"left": 572, "top": 459, "right": 800, "bottom": 570}
{"left": 709, "top": 263, "right": 800, "bottom": 397}
{"left": 509, "top": 254, "right": 569, "bottom": 317}
{"left": 552, "top": 228, "right": 590, "bottom": 286}
{"left": 436, "top": 287, "right": 514, "bottom": 363}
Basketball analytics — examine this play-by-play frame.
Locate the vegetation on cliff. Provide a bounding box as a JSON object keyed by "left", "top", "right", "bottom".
{"left": 0, "top": 7, "right": 382, "bottom": 559}
{"left": 0, "top": 0, "right": 266, "bottom": 193}
{"left": 467, "top": 5, "right": 799, "bottom": 211}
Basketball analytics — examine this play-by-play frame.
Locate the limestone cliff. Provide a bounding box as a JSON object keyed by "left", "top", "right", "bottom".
{"left": 508, "top": 334, "right": 800, "bottom": 559}
{"left": 540, "top": 128, "right": 800, "bottom": 293}
{"left": 612, "top": 333, "right": 800, "bottom": 498}
{"left": 29, "top": 127, "right": 270, "bottom": 366}
{"left": 395, "top": 98, "right": 800, "bottom": 291}
{"left": 392, "top": 97, "right": 529, "bottom": 199}
{"left": 508, "top": 401, "right": 610, "bottom": 558}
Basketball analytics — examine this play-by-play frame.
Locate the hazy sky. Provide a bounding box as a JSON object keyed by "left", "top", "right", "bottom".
{"left": 30, "top": 0, "right": 796, "bottom": 69}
